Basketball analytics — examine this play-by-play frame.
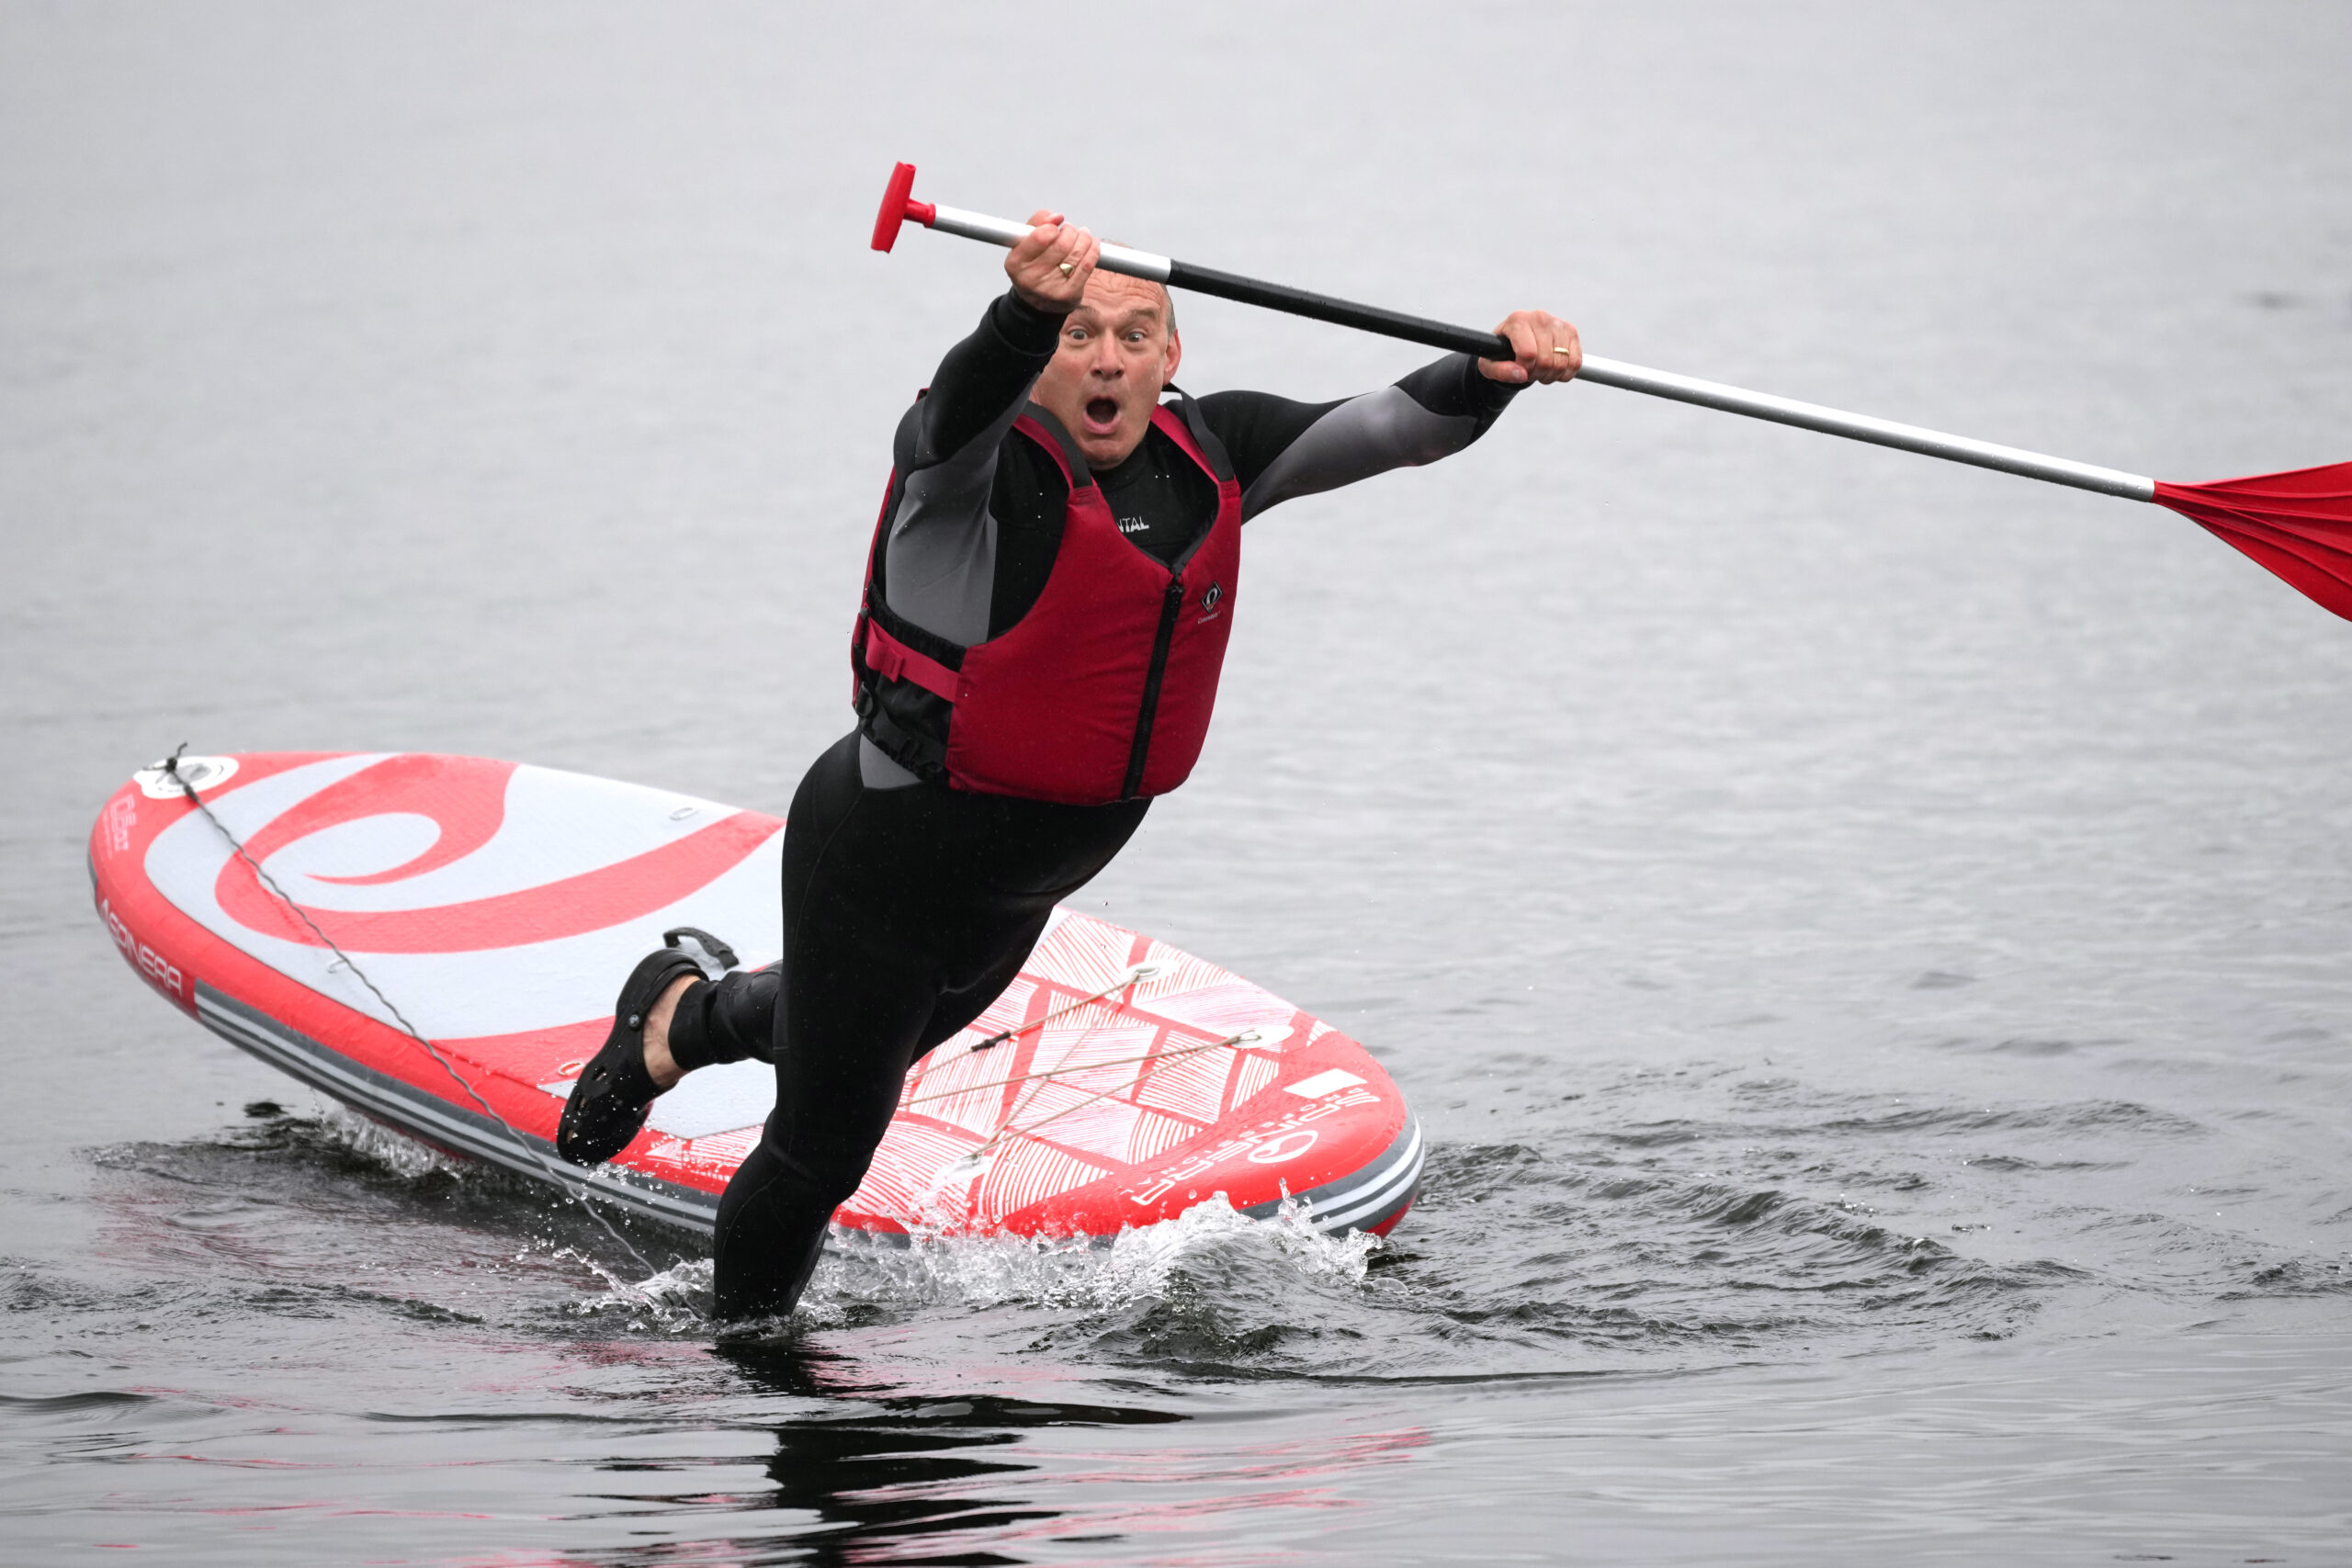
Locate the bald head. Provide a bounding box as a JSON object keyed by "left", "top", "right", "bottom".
{"left": 1029, "top": 268, "right": 1184, "bottom": 468}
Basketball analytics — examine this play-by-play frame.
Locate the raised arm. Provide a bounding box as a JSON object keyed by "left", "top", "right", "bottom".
{"left": 1204, "top": 309, "right": 1579, "bottom": 522}
{"left": 881, "top": 215, "right": 1103, "bottom": 644}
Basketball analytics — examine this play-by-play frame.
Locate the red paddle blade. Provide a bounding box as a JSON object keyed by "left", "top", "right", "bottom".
{"left": 2154, "top": 461, "right": 2352, "bottom": 621}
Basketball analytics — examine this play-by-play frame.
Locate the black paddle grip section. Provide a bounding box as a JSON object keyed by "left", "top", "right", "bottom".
{"left": 1165, "top": 259, "right": 1514, "bottom": 361}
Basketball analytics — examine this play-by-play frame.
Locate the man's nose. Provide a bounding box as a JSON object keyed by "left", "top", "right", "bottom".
{"left": 1086, "top": 336, "right": 1125, "bottom": 376}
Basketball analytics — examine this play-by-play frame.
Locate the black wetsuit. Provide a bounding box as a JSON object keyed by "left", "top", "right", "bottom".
{"left": 668, "top": 290, "right": 1520, "bottom": 1319}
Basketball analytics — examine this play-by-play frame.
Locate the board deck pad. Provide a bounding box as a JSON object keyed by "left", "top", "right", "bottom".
{"left": 89, "top": 753, "right": 1422, "bottom": 1240}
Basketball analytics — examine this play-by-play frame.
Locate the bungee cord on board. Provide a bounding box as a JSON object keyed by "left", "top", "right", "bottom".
{"left": 966, "top": 959, "right": 1166, "bottom": 1051}
{"left": 955, "top": 1027, "right": 1261, "bottom": 1169}
{"left": 925, "top": 954, "right": 1270, "bottom": 1168}
{"left": 158, "top": 745, "right": 662, "bottom": 1278}
{"left": 906, "top": 1032, "right": 1249, "bottom": 1110}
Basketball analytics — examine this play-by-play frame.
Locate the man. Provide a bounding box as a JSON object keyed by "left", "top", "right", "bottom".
{"left": 558, "top": 209, "right": 1581, "bottom": 1319}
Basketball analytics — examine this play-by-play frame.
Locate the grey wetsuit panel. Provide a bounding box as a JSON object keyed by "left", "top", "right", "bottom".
{"left": 1238, "top": 385, "right": 1482, "bottom": 522}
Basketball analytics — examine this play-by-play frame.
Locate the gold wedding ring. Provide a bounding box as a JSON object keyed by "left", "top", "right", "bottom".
{"left": 1058, "top": 262, "right": 1075, "bottom": 276}
{"left": 1553, "top": 345, "right": 1571, "bottom": 355}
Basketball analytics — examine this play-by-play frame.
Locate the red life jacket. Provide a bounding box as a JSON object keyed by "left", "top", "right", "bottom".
{"left": 852, "top": 397, "right": 1242, "bottom": 806}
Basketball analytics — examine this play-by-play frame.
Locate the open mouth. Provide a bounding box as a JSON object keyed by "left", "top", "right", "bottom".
{"left": 1082, "top": 397, "right": 1122, "bottom": 434}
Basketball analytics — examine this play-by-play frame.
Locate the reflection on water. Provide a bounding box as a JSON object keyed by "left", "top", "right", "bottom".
{"left": 706, "top": 1344, "right": 1442, "bottom": 1568}
{"left": 720, "top": 1344, "right": 1172, "bottom": 1565}
{"left": 66, "top": 1081, "right": 2344, "bottom": 1566}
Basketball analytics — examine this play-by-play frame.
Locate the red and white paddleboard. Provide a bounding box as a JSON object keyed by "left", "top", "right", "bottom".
{"left": 87, "top": 752, "right": 1421, "bottom": 1241}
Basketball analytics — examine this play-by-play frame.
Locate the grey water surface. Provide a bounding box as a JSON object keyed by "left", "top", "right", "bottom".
{"left": 5, "top": 3, "right": 2350, "bottom": 1562}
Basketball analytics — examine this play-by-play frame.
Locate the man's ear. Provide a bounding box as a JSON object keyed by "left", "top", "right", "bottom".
{"left": 1160, "top": 327, "right": 1182, "bottom": 386}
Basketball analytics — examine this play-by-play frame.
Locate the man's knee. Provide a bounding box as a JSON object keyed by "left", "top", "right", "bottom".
{"left": 722, "top": 1139, "right": 867, "bottom": 1224}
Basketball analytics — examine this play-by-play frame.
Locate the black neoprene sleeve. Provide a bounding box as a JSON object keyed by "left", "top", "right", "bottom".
{"left": 914, "top": 292, "right": 1069, "bottom": 463}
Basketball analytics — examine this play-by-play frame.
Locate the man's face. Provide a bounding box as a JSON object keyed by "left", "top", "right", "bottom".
{"left": 1030, "top": 271, "right": 1182, "bottom": 468}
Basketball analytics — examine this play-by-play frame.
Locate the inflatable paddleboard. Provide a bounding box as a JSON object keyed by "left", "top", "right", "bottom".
{"left": 87, "top": 752, "right": 1421, "bottom": 1241}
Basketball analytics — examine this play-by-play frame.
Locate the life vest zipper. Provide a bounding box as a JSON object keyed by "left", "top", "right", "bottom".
{"left": 1121, "top": 573, "right": 1188, "bottom": 799}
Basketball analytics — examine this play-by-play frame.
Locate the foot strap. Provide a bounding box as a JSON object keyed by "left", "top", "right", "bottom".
{"left": 663, "top": 925, "right": 741, "bottom": 975}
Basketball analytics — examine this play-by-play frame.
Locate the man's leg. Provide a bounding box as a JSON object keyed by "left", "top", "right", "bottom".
{"left": 707, "top": 741, "right": 1149, "bottom": 1321}
{"left": 711, "top": 732, "right": 933, "bottom": 1318}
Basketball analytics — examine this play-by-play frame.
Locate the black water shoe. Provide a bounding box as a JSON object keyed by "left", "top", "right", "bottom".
{"left": 556, "top": 928, "right": 738, "bottom": 1167}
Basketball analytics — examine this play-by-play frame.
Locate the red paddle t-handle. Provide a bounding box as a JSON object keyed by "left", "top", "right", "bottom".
{"left": 872, "top": 160, "right": 1057, "bottom": 264}
{"left": 871, "top": 162, "right": 935, "bottom": 253}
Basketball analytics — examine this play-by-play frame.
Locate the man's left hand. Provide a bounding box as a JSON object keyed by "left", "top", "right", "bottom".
{"left": 1478, "top": 310, "right": 1581, "bottom": 385}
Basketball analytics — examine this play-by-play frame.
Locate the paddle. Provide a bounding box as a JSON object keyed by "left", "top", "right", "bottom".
{"left": 870, "top": 162, "right": 2352, "bottom": 622}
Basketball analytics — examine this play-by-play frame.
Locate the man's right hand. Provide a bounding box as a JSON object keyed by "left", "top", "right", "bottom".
{"left": 1006, "top": 209, "right": 1100, "bottom": 313}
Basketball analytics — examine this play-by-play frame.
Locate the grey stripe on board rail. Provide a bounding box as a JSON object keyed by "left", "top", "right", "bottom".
{"left": 193, "top": 982, "right": 718, "bottom": 1234}
{"left": 1244, "top": 1117, "right": 1426, "bottom": 1235}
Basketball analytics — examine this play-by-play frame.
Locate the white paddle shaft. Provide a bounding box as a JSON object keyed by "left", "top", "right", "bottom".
{"left": 914, "top": 203, "right": 2156, "bottom": 502}
{"left": 1574, "top": 355, "right": 2154, "bottom": 500}
{"left": 925, "top": 204, "right": 1172, "bottom": 282}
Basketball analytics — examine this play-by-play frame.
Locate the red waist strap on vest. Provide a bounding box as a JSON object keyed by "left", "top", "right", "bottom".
{"left": 860, "top": 619, "right": 960, "bottom": 704}
{"left": 852, "top": 400, "right": 1243, "bottom": 807}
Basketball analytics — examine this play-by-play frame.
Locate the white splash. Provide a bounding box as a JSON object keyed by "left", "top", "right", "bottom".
{"left": 315, "top": 1104, "right": 468, "bottom": 1179}
{"left": 541, "top": 1190, "right": 1382, "bottom": 1336}
{"left": 794, "top": 1192, "right": 1383, "bottom": 1326}
{"left": 561, "top": 1247, "right": 713, "bottom": 1333}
